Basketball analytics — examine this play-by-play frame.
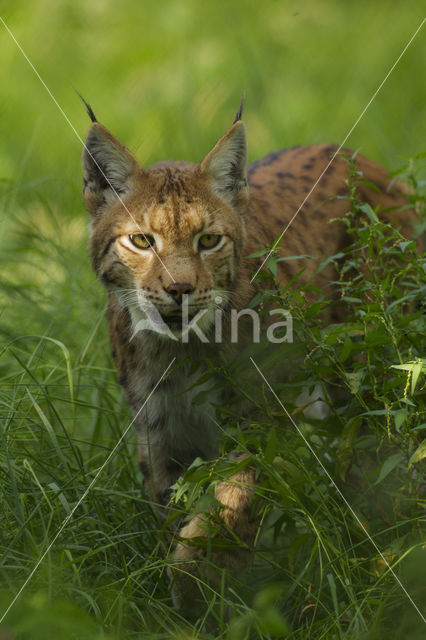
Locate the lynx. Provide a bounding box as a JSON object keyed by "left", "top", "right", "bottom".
{"left": 81, "top": 100, "right": 416, "bottom": 606}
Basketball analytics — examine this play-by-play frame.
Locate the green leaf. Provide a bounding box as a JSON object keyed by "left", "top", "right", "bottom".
{"left": 338, "top": 336, "right": 353, "bottom": 363}
{"left": 408, "top": 440, "right": 426, "bottom": 468}
{"left": 276, "top": 254, "right": 318, "bottom": 261}
{"left": 226, "top": 614, "right": 253, "bottom": 640}
{"left": 327, "top": 573, "right": 341, "bottom": 621}
{"left": 246, "top": 247, "right": 272, "bottom": 258}
{"left": 345, "top": 371, "right": 363, "bottom": 394}
{"left": 337, "top": 416, "right": 362, "bottom": 481}
{"left": 359, "top": 202, "right": 379, "bottom": 223}
{"left": 316, "top": 251, "right": 345, "bottom": 274}
{"left": 258, "top": 607, "right": 290, "bottom": 637}
{"left": 391, "top": 360, "right": 425, "bottom": 395}
{"left": 392, "top": 364, "right": 414, "bottom": 371}
{"left": 193, "top": 493, "right": 222, "bottom": 514}
{"left": 266, "top": 256, "right": 278, "bottom": 275}
{"left": 398, "top": 240, "right": 414, "bottom": 253}
{"left": 374, "top": 453, "right": 404, "bottom": 485}
{"left": 264, "top": 428, "right": 277, "bottom": 464}
{"left": 399, "top": 397, "right": 416, "bottom": 407}
{"left": 253, "top": 582, "right": 285, "bottom": 611}
{"left": 394, "top": 409, "right": 408, "bottom": 432}
{"left": 410, "top": 362, "right": 423, "bottom": 395}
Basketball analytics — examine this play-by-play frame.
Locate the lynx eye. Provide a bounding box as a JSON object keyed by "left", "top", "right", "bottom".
{"left": 129, "top": 234, "right": 155, "bottom": 250}
{"left": 198, "top": 234, "right": 221, "bottom": 250}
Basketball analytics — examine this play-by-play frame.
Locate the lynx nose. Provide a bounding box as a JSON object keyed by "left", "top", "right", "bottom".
{"left": 165, "top": 282, "right": 194, "bottom": 304}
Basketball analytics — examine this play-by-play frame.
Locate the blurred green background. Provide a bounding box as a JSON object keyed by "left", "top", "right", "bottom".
{"left": 0, "top": 1, "right": 425, "bottom": 638}
{"left": 1, "top": 0, "right": 425, "bottom": 183}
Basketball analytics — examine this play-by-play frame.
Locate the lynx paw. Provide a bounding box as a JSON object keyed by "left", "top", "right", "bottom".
{"left": 168, "top": 459, "right": 260, "bottom": 611}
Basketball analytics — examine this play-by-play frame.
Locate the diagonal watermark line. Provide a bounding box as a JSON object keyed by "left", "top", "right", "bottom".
{"left": 0, "top": 357, "right": 176, "bottom": 625}
{"left": 0, "top": 15, "right": 175, "bottom": 282}
{"left": 251, "top": 17, "right": 426, "bottom": 283}
{"left": 250, "top": 356, "right": 426, "bottom": 624}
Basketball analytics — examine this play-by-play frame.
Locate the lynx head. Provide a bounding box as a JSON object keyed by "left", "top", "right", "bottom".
{"left": 82, "top": 103, "right": 249, "bottom": 338}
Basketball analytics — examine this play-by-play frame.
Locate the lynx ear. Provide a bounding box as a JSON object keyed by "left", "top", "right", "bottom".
{"left": 82, "top": 123, "right": 141, "bottom": 214}
{"left": 201, "top": 121, "right": 249, "bottom": 212}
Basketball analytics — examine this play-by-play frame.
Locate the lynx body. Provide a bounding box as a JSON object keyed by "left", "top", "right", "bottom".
{"left": 82, "top": 108, "right": 415, "bottom": 602}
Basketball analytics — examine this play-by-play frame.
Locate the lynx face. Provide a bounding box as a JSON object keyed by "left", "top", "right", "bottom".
{"left": 83, "top": 120, "right": 248, "bottom": 337}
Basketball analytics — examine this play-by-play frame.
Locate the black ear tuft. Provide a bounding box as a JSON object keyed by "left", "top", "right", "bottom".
{"left": 76, "top": 90, "right": 97, "bottom": 123}
{"left": 233, "top": 92, "right": 245, "bottom": 124}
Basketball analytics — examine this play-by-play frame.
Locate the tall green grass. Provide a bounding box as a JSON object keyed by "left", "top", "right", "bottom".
{"left": 0, "top": 1, "right": 425, "bottom": 638}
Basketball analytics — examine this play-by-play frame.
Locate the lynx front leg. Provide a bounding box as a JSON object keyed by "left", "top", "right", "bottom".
{"left": 169, "top": 457, "right": 261, "bottom": 611}
{"left": 138, "top": 435, "right": 184, "bottom": 505}
{"left": 138, "top": 428, "right": 203, "bottom": 506}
